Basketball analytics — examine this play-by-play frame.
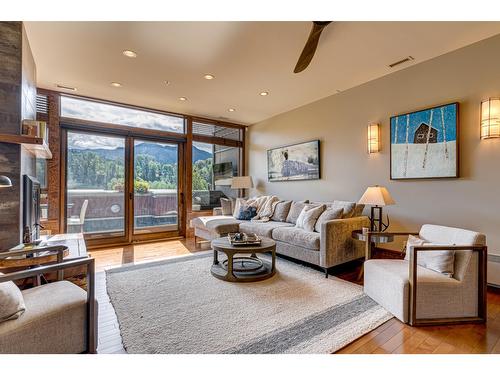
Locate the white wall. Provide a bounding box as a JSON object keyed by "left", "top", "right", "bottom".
{"left": 247, "top": 34, "right": 500, "bottom": 270}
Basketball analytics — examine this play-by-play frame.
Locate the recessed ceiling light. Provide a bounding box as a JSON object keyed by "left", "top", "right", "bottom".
{"left": 55, "top": 84, "right": 77, "bottom": 91}
{"left": 228, "top": 108, "right": 235, "bottom": 112}
{"left": 122, "top": 50, "right": 137, "bottom": 58}
{"left": 111, "top": 82, "right": 122, "bottom": 87}
{"left": 204, "top": 74, "right": 215, "bottom": 80}
{"left": 179, "top": 97, "right": 187, "bottom": 101}
{"left": 164, "top": 80, "right": 171, "bottom": 86}
{"left": 259, "top": 91, "right": 269, "bottom": 96}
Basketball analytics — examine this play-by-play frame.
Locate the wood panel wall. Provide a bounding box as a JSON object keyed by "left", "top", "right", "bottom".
{"left": 0, "top": 22, "right": 37, "bottom": 250}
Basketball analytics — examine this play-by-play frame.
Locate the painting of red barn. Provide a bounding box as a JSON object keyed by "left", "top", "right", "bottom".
{"left": 390, "top": 102, "right": 458, "bottom": 180}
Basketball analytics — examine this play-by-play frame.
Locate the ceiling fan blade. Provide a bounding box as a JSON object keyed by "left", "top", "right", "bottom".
{"left": 294, "top": 21, "right": 332, "bottom": 74}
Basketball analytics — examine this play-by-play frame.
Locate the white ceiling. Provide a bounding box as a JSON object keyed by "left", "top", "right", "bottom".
{"left": 25, "top": 21, "right": 500, "bottom": 125}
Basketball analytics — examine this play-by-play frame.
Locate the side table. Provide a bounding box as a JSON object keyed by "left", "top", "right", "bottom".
{"left": 351, "top": 230, "right": 395, "bottom": 281}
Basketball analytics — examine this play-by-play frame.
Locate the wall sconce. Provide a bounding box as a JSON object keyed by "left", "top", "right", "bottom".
{"left": 367, "top": 123, "right": 380, "bottom": 153}
{"left": 481, "top": 98, "right": 500, "bottom": 139}
{"left": 0, "top": 175, "right": 12, "bottom": 188}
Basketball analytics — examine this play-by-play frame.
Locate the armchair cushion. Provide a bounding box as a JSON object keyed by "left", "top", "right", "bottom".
{"left": 0, "top": 273, "right": 26, "bottom": 323}
{"left": 364, "top": 259, "right": 468, "bottom": 323}
{"left": 404, "top": 235, "right": 455, "bottom": 277}
{"left": 0, "top": 281, "right": 87, "bottom": 354}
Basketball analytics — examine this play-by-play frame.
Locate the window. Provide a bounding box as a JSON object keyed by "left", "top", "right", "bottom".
{"left": 61, "top": 96, "right": 185, "bottom": 133}
{"left": 192, "top": 142, "right": 240, "bottom": 211}
{"left": 192, "top": 121, "right": 242, "bottom": 141}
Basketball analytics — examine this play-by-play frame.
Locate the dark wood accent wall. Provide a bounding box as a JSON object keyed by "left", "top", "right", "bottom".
{"left": 0, "top": 22, "right": 37, "bottom": 250}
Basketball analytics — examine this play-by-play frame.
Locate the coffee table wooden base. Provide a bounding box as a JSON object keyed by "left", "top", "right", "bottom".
{"left": 210, "top": 237, "right": 276, "bottom": 283}
{"left": 211, "top": 257, "right": 275, "bottom": 282}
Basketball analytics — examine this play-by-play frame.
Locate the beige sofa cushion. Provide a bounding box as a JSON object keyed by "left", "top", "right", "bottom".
{"left": 314, "top": 208, "right": 344, "bottom": 232}
{"left": 239, "top": 221, "right": 293, "bottom": 237}
{"left": 285, "top": 200, "right": 309, "bottom": 224}
{"left": 191, "top": 216, "right": 241, "bottom": 235}
{"left": 0, "top": 281, "right": 87, "bottom": 354}
{"left": 330, "top": 201, "right": 357, "bottom": 218}
{"left": 272, "top": 227, "right": 321, "bottom": 250}
{"left": 296, "top": 204, "right": 325, "bottom": 232}
{"left": 310, "top": 200, "right": 362, "bottom": 218}
{"left": 220, "top": 198, "right": 233, "bottom": 216}
{"left": 0, "top": 274, "right": 26, "bottom": 323}
{"left": 271, "top": 200, "right": 292, "bottom": 222}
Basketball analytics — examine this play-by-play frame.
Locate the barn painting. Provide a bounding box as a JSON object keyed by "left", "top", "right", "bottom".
{"left": 390, "top": 103, "right": 458, "bottom": 179}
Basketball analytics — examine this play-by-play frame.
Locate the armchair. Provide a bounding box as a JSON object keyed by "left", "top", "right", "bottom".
{"left": 0, "top": 258, "right": 97, "bottom": 353}
{"left": 364, "top": 224, "right": 487, "bottom": 326}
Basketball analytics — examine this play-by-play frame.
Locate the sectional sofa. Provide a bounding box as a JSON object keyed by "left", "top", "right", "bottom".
{"left": 190, "top": 199, "right": 370, "bottom": 276}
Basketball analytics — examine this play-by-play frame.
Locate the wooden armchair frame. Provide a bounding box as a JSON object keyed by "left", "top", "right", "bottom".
{"left": 365, "top": 231, "right": 487, "bottom": 326}
{"left": 0, "top": 257, "right": 97, "bottom": 354}
{"left": 0, "top": 245, "right": 68, "bottom": 283}
{"left": 409, "top": 244, "right": 487, "bottom": 326}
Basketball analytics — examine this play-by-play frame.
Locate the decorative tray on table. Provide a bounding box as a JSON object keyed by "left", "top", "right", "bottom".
{"left": 227, "top": 232, "right": 262, "bottom": 246}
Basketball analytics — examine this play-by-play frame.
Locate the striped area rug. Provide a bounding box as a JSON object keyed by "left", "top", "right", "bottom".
{"left": 106, "top": 252, "right": 392, "bottom": 354}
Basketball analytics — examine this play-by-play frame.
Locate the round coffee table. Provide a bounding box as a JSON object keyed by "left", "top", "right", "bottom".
{"left": 210, "top": 237, "right": 276, "bottom": 282}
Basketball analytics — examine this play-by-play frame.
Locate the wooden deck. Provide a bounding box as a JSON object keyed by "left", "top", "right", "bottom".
{"left": 89, "top": 239, "right": 500, "bottom": 354}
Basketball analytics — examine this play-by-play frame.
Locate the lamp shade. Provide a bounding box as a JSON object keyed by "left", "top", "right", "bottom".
{"left": 231, "top": 176, "right": 253, "bottom": 189}
{"left": 0, "top": 175, "right": 12, "bottom": 188}
{"left": 358, "top": 186, "right": 395, "bottom": 206}
{"left": 481, "top": 98, "right": 500, "bottom": 139}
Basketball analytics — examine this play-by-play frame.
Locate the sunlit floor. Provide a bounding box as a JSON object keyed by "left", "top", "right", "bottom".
{"left": 89, "top": 238, "right": 209, "bottom": 272}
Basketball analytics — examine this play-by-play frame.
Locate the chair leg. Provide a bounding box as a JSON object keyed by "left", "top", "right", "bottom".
{"left": 324, "top": 267, "right": 329, "bottom": 278}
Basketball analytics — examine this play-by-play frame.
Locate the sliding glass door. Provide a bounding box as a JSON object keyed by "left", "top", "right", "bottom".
{"left": 133, "top": 139, "right": 179, "bottom": 235}
{"left": 65, "top": 130, "right": 181, "bottom": 244}
{"left": 66, "top": 131, "right": 126, "bottom": 239}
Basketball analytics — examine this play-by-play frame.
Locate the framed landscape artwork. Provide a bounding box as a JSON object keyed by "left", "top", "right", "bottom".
{"left": 390, "top": 102, "right": 458, "bottom": 180}
{"left": 267, "top": 140, "right": 320, "bottom": 182}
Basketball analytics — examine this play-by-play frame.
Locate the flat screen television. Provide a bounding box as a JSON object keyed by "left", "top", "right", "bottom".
{"left": 23, "top": 175, "right": 41, "bottom": 243}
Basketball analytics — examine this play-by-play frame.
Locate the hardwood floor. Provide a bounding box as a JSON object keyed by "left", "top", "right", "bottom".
{"left": 89, "top": 238, "right": 500, "bottom": 354}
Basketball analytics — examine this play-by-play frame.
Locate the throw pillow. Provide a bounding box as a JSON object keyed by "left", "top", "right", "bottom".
{"left": 271, "top": 200, "right": 292, "bottom": 222}
{"left": 0, "top": 273, "right": 26, "bottom": 323}
{"left": 314, "top": 208, "right": 344, "bottom": 232}
{"left": 404, "top": 235, "right": 455, "bottom": 277}
{"left": 285, "top": 200, "right": 310, "bottom": 224}
{"left": 330, "top": 201, "right": 357, "bottom": 218}
{"left": 237, "top": 206, "right": 257, "bottom": 221}
{"left": 296, "top": 205, "right": 326, "bottom": 232}
{"left": 232, "top": 198, "right": 246, "bottom": 218}
{"left": 220, "top": 198, "right": 233, "bottom": 216}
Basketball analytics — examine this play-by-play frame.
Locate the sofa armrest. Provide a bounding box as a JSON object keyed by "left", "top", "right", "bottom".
{"left": 320, "top": 216, "right": 370, "bottom": 268}
{"left": 213, "top": 207, "right": 223, "bottom": 216}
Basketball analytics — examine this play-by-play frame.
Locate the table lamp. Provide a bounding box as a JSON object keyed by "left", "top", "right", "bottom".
{"left": 358, "top": 185, "right": 395, "bottom": 232}
{"left": 231, "top": 176, "right": 253, "bottom": 198}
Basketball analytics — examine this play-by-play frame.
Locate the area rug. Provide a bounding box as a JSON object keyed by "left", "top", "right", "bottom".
{"left": 105, "top": 252, "right": 392, "bottom": 354}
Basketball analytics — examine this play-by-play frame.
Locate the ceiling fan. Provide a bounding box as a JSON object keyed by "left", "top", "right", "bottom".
{"left": 294, "top": 21, "right": 332, "bottom": 74}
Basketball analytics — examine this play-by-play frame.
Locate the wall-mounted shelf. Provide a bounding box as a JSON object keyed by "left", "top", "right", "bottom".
{"left": 0, "top": 133, "right": 52, "bottom": 159}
